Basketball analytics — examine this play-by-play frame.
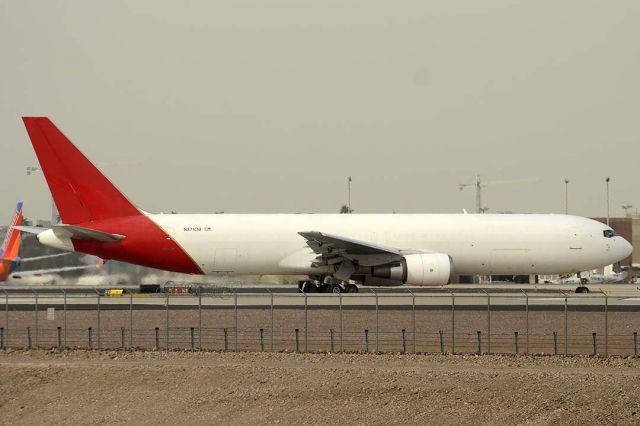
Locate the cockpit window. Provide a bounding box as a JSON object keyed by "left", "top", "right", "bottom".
{"left": 603, "top": 229, "right": 618, "bottom": 238}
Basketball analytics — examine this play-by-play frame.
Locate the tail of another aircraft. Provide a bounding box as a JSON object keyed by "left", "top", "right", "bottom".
{"left": 1, "top": 202, "right": 23, "bottom": 260}
{"left": 22, "top": 118, "right": 141, "bottom": 224}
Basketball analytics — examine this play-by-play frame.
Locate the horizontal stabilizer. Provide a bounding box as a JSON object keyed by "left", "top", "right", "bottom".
{"left": 19, "top": 252, "right": 72, "bottom": 263}
{"left": 54, "top": 225, "right": 126, "bottom": 242}
{"left": 13, "top": 226, "right": 47, "bottom": 235}
{"left": 15, "top": 225, "right": 125, "bottom": 242}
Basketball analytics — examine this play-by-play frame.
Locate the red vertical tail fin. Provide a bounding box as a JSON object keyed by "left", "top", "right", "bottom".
{"left": 22, "top": 118, "right": 141, "bottom": 225}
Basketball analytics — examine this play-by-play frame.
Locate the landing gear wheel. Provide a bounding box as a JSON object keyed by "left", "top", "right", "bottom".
{"left": 300, "top": 281, "right": 318, "bottom": 293}
{"left": 575, "top": 286, "right": 590, "bottom": 294}
{"left": 330, "top": 284, "right": 342, "bottom": 294}
{"left": 345, "top": 284, "right": 359, "bottom": 293}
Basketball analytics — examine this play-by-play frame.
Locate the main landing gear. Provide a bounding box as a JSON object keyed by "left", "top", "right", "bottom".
{"left": 298, "top": 277, "right": 359, "bottom": 294}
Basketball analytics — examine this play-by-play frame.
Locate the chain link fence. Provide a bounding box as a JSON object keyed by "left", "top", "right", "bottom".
{"left": 1, "top": 289, "right": 639, "bottom": 357}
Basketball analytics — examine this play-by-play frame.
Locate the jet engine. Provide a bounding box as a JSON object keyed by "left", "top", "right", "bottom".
{"left": 371, "top": 253, "right": 453, "bottom": 286}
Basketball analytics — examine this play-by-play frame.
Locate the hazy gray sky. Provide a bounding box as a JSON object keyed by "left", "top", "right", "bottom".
{"left": 1, "top": 1, "right": 639, "bottom": 221}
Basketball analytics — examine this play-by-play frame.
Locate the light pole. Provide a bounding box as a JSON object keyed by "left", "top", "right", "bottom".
{"left": 564, "top": 179, "right": 569, "bottom": 215}
{"left": 605, "top": 177, "right": 610, "bottom": 226}
{"left": 622, "top": 205, "right": 632, "bottom": 217}
{"left": 26, "top": 166, "right": 58, "bottom": 225}
{"left": 347, "top": 176, "right": 352, "bottom": 213}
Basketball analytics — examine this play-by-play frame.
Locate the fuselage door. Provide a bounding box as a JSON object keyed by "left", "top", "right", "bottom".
{"left": 569, "top": 227, "right": 582, "bottom": 250}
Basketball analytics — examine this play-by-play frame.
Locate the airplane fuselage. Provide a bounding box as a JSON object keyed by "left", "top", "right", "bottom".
{"left": 37, "top": 213, "right": 632, "bottom": 279}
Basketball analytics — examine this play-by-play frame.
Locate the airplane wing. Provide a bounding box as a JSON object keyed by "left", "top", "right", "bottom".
{"left": 298, "top": 231, "right": 406, "bottom": 279}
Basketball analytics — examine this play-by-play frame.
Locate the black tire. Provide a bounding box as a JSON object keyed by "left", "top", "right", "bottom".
{"left": 301, "top": 282, "right": 315, "bottom": 293}
{"left": 330, "top": 284, "right": 342, "bottom": 294}
{"left": 345, "top": 284, "right": 359, "bottom": 293}
{"left": 575, "top": 286, "right": 590, "bottom": 294}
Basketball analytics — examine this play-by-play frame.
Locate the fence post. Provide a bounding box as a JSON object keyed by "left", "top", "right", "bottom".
{"left": 484, "top": 290, "right": 491, "bottom": 355}
{"left": 223, "top": 328, "right": 228, "bottom": 351}
{"left": 88, "top": 327, "right": 92, "bottom": 349}
{"left": 450, "top": 291, "right": 456, "bottom": 353}
{"left": 439, "top": 330, "right": 444, "bottom": 354}
{"left": 330, "top": 329, "right": 335, "bottom": 352}
{"left": 270, "top": 291, "right": 274, "bottom": 352}
{"left": 27, "top": 327, "right": 31, "bottom": 349}
{"left": 592, "top": 332, "right": 597, "bottom": 356}
{"left": 411, "top": 291, "right": 416, "bottom": 354}
{"left": 259, "top": 328, "right": 264, "bottom": 352}
{"left": 129, "top": 291, "right": 133, "bottom": 348}
{"left": 524, "top": 291, "right": 529, "bottom": 354}
{"left": 564, "top": 295, "right": 568, "bottom": 355}
{"left": 402, "top": 329, "right": 406, "bottom": 354}
{"left": 374, "top": 290, "right": 379, "bottom": 353}
{"left": 477, "top": 330, "right": 482, "bottom": 354}
{"left": 234, "top": 291, "right": 238, "bottom": 352}
{"left": 514, "top": 331, "right": 519, "bottom": 355}
{"left": 634, "top": 332, "right": 638, "bottom": 357}
{"left": 339, "top": 293, "right": 343, "bottom": 352}
{"left": 155, "top": 327, "right": 160, "bottom": 350}
{"left": 1, "top": 327, "right": 4, "bottom": 350}
{"left": 304, "top": 294, "right": 308, "bottom": 353}
{"left": 34, "top": 292, "right": 38, "bottom": 348}
{"left": 63, "top": 289, "right": 67, "bottom": 348}
{"left": 3, "top": 290, "right": 8, "bottom": 349}
{"left": 96, "top": 290, "right": 101, "bottom": 349}
{"left": 295, "top": 329, "right": 299, "bottom": 353}
{"left": 365, "top": 329, "right": 369, "bottom": 353}
{"left": 553, "top": 332, "right": 558, "bottom": 355}
{"left": 191, "top": 327, "right": 195, "bottom": 351}
{"left": 198, "top": 287, "right": 202, "bottom": 350}
{"left": 604, "top": 293, "right": 608, "bottom": 357}
{"left": 57, "top": 326, "right": 62, "bottom": 348}
{"left": 165, "top": 292, "right": 170, "bottom": 350}
{"left": 121, "top": 327, "right": 125, "bottom": 349}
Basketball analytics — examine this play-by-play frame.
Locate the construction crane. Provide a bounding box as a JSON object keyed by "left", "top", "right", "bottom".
{"left": 459, "top": 174, "right": 485, "bottom": 214}
{"left": 459, "top": 174, "right": 538, "bottom": 214}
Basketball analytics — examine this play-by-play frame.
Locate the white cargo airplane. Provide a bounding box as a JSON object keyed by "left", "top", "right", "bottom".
{"left": 16, "top": 118, "right": 632, "bottom": 293}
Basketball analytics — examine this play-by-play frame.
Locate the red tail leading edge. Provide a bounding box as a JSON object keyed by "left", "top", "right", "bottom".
{"left": 21, "top": 118, "right": 202, "bottom": 274}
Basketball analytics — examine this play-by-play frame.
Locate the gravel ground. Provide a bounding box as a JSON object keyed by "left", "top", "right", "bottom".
{"left": 1, "top": 350, "right": 639, "bottom": 425}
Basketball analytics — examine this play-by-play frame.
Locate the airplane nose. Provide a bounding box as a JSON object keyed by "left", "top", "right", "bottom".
{"left": 620, "top": 238, "right": 633, "bottom": 259}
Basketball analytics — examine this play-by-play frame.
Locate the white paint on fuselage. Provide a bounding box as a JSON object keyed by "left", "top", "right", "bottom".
{"left": 149, "top": 214, "right": 632, "bottom": 277}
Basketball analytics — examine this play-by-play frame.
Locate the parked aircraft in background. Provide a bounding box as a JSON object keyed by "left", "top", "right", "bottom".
{"left": 17, "top": 117, "right": 633, "bottom": 293}
{"left": 0, "top": 202, "right": 91, "bottom": 282}
{"left": 554, "top": 269, "right": 630, "bottom": 285}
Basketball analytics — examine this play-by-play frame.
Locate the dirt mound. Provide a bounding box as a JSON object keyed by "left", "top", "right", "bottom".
{"left": 1, "top": 350, "right": 639, "bottom": 425}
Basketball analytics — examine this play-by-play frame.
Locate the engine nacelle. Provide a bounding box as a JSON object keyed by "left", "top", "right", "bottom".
{"left": 371, "top": 253, "right": 453, "bottom": 286}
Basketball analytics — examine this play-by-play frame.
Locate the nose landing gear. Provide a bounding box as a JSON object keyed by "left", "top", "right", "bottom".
{"left": 575, "top": 273, "right": 590, "bottom": 293}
